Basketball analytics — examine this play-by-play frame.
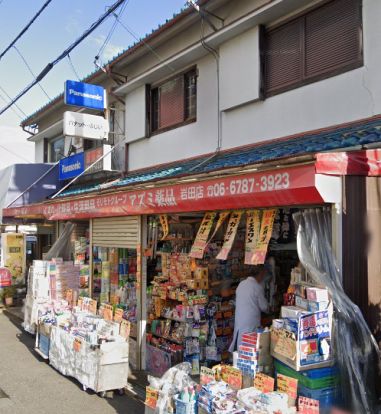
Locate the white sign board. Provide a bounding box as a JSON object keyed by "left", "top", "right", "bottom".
{"left": 63, "top": 111, "right": 109, "bottom": 140}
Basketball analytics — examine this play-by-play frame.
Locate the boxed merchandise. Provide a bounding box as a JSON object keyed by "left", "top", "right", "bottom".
{"left": 306, "top": 287, "right": 329, "bottom": 303}
{"left": 307, "top": 300, "right": 328, "bottom": 312}
{"left": 281, "top": 306, "right": 309, "bottom": 319}
{"left": 295, "top": 296, "right": 308, "bottom": 310}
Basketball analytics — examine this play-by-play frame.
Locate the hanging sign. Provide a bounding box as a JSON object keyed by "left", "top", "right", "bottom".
{"left": 252, "top": 209, "right": 277, "bottom": 264}
{"left": 244, "top": 210, "right": 261, "bottom": 265}
{"left": 298, "top": 396, "right": 320, "bottom": 414}
{"left": 207, "top": 211, "right": 230, "bottom": 244}
{"left": 216, "top": 210, "right": 243, "bottom": 261}
{"left": 189, "top": 212, "right": 216, "bottom": 258}
{"left": 64, "top": 80, "right": 106, "bottom": 110}
{"left": 254, "top": 372, "right": 275, "bottom": 393}
{"left": 0, "top": 268, "right": 12, "bottom": 288}
{"left": 159, "top": 215, "right": 169, "bottom": 240}
{"left": 63, "top": 111, "right": 109, "bottom": 140}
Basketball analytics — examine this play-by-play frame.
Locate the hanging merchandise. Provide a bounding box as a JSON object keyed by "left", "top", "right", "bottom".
{"left": 216, "top": 211, "right": 243, "bottom": 261}
{"left": 244, "top": 210, "right": 261, "bottom": 265}
{"left": 189, "top": 212, "right": 217, "bottom": 259}
{"left": 252, "top": 209, "right": 277, "bottom": 265}
{"left": 159, "top": 215, "right": 169, "bottom": 240}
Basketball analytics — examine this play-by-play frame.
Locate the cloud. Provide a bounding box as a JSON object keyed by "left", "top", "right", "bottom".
{"left": 91, "top": 35, "right": 124, "bottom": 61}
{"left": 65, "top": 16, "right": 81, "bottom": 35}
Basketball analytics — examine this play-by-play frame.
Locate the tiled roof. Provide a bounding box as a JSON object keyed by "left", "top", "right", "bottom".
{"left": 55, "top": 116, "right": 381, "bottom": 198}
{"left": 21, "top": 2, "right": 205, "bottom": 126}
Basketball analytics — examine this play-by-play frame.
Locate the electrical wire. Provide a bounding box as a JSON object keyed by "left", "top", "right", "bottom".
{"left": 0, "top": 85, "right": 28, "bottom": 118}
{"left": 0, "top": 91, "right": 24, "bottom": 120}
{"left": 95, "top": 0, "right": 129, "bottom": 65}
{"left": 67, "top": 54, "right": 81, "bottom": 81}
{"left": 0, "top": 142, "right": 32, "bottom": 163}
{"left": 0, "top": 0, "right": 53, "bottom": 61}
{"left": 13, "top": 45, "right": 51, "bottom": 100}
{"left": 0, "top": 0, "right": 126, "bottom": 117}
{"left": 113, "top": 14, "right": 176, "bottom": 73}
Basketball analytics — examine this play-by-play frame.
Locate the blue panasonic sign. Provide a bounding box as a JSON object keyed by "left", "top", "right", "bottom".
{"left": 59, "top": 152, "right": 85, "bottom": 181}
{"left": 64, "top": 80, "right": 106, "bottom": 110}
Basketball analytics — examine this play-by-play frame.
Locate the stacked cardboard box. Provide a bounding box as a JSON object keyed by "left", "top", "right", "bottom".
{"left": 236, "top": 331, "right": 272, "bottom": 377}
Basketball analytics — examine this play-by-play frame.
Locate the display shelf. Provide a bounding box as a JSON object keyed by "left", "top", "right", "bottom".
{"left": 151, "top": 332, "right": 183, "bottom": 345}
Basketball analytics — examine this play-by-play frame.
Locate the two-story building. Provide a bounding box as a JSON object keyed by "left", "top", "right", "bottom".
{"left": 5, "top": 0, "right": 380, "bottom": 407}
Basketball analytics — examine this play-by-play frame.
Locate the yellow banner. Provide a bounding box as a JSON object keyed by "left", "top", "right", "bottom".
{"left": 244, "top": 210, "right": 261, "bottom": 265}
{"left": 159, "top": 214, "right": 169, "bottom": 240}
{"left": 252, "top": 209, "right": 277, "bottom": 265}
{"left": 216, "top": 210, "right": 243, "bottom": 261}
{"left": 207, "top": 211, "right": 230, "bottom": 244}
{"left": 189, "top": 212, "right": 217, "bottom": 258}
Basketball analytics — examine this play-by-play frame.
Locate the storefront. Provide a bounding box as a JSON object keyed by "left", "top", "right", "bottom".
{"left": 3, "top": 157, "right": 379, "bottom": 412}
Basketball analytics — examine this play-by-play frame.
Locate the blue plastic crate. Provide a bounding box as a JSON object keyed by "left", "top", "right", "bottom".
{"left": 39, "top": 333, "right": 50, "bottom": 357}
{"left": 175, "top": 397, "right": 198, "bottom": 414}
{"left": 298, "top": 384, "right": 340, "bottom": 408}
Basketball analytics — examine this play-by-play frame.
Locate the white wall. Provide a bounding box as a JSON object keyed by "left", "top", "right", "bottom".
{"left": 34, "top": 139, "right": 44, "bottom": 163}
{"left": 125, "top": 86, "right": 146, "bottom": 143}
{"left": 128, "top": 54, "right": 219, "bottom": 171}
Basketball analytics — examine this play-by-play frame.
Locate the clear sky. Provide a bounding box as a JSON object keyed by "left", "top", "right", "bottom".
{"left": 0, "top": 0, "right": 186, "bottom": 168}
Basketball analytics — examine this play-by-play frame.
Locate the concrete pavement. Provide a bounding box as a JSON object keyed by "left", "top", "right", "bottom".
{"left": 0, "top": 312, "right": 145, "bottom": 414}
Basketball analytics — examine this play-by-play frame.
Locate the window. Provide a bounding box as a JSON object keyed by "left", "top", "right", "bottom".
{"left": 150, "top": 68, "right": 197, "bottom": 133}
{"left": 264, "top": 0, "right": 363, "bottom": 96}
{"left": 49, "top": 136, "right": 65, "bottom": 162}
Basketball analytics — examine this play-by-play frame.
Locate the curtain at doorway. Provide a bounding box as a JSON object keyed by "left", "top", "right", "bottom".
{"left": 293, "top": 208, "right": 380, "bottom": 414}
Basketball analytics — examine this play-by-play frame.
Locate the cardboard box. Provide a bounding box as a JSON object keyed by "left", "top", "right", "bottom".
{"left": 295, "top": 296, "right": 308, "bottom": 310}
{"left": 308, "top": 300, "right": 328, "bottom": 312}
{"left": 306, "top": 287, "right": 329, "bottom": 302}
{"left": 281, "top": 306, "right": 309, "bottom": 319}
{"left": 194, "top": 267, "right": 208, "bottom": 280}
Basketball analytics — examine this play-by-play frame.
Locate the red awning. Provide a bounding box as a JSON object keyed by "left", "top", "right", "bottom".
{"left": 316, "top": 149, "right": 381, "bottom": 176}
{"left": 3, "top": 164, "right": 341, "bottom": 220}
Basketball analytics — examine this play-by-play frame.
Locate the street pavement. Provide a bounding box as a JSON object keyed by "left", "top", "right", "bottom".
{"left": 0, "top": 312, "right": 145, "bottom": 414}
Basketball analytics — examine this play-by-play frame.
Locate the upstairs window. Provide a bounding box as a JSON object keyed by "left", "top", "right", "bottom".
{"left": 150, "top": 68, "right": 197, "bottom": 134}
{"left": 49, "top": 136, "right": 65, "bottom": 162}
{"left": 264, "top": 0, "right": 363, "bottom": 96}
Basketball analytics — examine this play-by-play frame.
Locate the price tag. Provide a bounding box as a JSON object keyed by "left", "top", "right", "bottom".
{"left": 114, "top": 308, "right": 124, "bottom": 323}
{"left": 200, "top": 366, "right": 215, "bottom": 385}
{"left": 66, "top": 289, "right": 73, "bottom": 304}
{"left": 277, "top": 373, "right": 298, "bottom": 402}
{"left": 77, "top": 297, "right": 83, "bottom": 310}
{"left": 254, "top": 373, "right": 275, "bottom": 393}
{"left": 110, "top": 294, "right": 120, "bottom": 305}
{"left": 103, "top": 304, "right": 113, "bottom": 321}
{"left": 119, "top": 320, "right": 131, "bottom": 339}
{"left": 221, "top": 366, "right": 242, "bottom": 390}
{"left": 89, "top": 299, "right": 97, "bottom": 315}
{"left": 145, "top": 386, "right": 158, "bottom": 409}
{"left": 298, "top": 396, "right": 320, "bottom": 414}
{"left": 73, "top": 338, "right": 82, "bottom": 352}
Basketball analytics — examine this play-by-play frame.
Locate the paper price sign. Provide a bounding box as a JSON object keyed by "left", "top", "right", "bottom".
{"left": 254, "top": 373, "right": 274, "bottom": 393}
{"left": 221, "top": 366, "right": 242, "bottom": 390}
{"left": 103, "top": 304, "right": 113, "bottom": 321}
{"left": 89, "top": 299, "right": 97, "bottom": 315}
{"left": 119, "top": 320, "right": 131, "bottom": 339}
{"left": 298, "top": 396, "right": 320, "bottom": 414}
{"left": 145, "top": 386, "right": 159, "bottom": 409}
{"left": 77, "top": 297, "right": 83, "bottom": 310}
{"left": 277, "top": 374, "right": 298, "bottom": 400}
{"left": 65, "top": 289, "right": 73, "bottom": 304}
{"left": 114, "top": 308, "right": 124, "bottom": 323}
{"left": 73, "top": 338, "right": 82, "bottom": 352}
{"left": 200, "top": 366, "right": 215, "bottom": 385}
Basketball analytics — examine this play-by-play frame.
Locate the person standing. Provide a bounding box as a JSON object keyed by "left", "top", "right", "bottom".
{"left": 229, "top": 265, "right": 269, "bottom": 352}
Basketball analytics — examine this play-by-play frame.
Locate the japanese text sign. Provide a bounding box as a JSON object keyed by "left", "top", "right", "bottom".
{"left": 252, "top": 209, "right": 277, "bottom": 264}
{"left": 254, "top": 373, "right": 275, "bottom": 393}
{"left": 189, "top": 212, "right": 216, "bottom": 258}
{"left": 216, "top": 210, "right": 243, "bottom": 260}
{"left": 244, "top": 210, "right": 261, "bottom": 265}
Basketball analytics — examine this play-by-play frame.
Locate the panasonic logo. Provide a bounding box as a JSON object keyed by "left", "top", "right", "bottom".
{"left": 69, "top": 88, "right": 103, "bottom": 101}
{"left": 62, "top": 161, "right": 82, "bottom": 173}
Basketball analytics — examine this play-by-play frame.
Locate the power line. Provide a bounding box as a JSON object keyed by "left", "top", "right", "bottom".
{"left": 0, "top": 142, "right": 32, "bottom": 163}
{"left": 0, "top": 0, "right": 53, "bottom": 61}
{"left": 0, "top": 0, "right": 126, "bottom": 118}
{"left": 113, "top": 14, "right": 176, "bottom": 73}
{"left": 0, "top": 85, "right": 28, "bottom": 118}
{"left": 0, "top": 91, "right": 24, "bottom": 120}
{"left": 95, "top": 0, "right": 129, "bottom": 64}
{"left": 67, "top": 54, "right": 81, "bottom": 81}
{"left": 13, "top": 45, "right": 51, "bottom": 100}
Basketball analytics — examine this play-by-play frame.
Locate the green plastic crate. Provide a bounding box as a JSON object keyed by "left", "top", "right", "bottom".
{"left": 274, "top": 360, "right": 338, "bottom": 390}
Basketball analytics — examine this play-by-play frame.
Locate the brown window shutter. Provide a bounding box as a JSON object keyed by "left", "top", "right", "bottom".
{"left": 305, "top": 0, "right": 362, "bottom": 78}
{"left": 159, "top": 75, "right": 185, "bottom": 129}
{"left": 265, "top": 18, "right": 303, "bottom": 94}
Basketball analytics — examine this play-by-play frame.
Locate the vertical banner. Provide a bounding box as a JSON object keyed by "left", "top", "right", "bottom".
{"left": 1, "top": 233, "right": 26, "bottom": 285}
{"left": 252, "top": 209, "right": 277, "bottom": 265}
{"left": 159, "top": 214, "right": 169, "bottom": 240}
{"left": 244, "top": 210, "right": 261, "bottom": 265}
{"left": 216, "top": 210, "right": 243, "bottom": 261}
{"left": 207, "top": 211, "right": 230, "bottom": 244}
{"left": 189, "top": 212, "right": 216, "bottom": 258}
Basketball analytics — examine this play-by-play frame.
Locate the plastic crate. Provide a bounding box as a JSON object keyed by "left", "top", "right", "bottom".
{"left": 274, "top": 359, "right": 338, "bottom": 389}
{"left": 175, "top": 397, "right": 198, "bottom": 414}
{"left": 298, "top": 384, "right": 340, "bottom": 408}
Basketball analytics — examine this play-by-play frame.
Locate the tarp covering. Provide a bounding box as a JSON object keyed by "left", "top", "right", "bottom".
{"left": 0, "top": 163, "right": 61, "bottom": 223}
{"left": 294, "top": 208, "right": 380, "bottom": 413}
